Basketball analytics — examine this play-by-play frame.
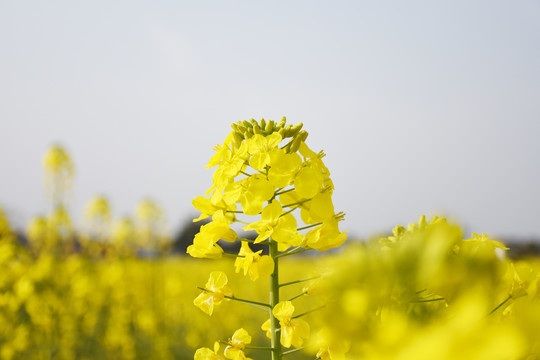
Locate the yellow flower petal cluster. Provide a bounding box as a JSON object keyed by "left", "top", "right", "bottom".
{"left": 194, "top": 271, "right": 233, "bottom": 316}
{"left": 189, "top": 117, "right": 347, "bottom": 264}
{"left": 262, "top": 301, "right": 310, "bottom": 348}
{"left": 234, "top": 242, "right": 274, "bottom": 281}
{"left": 194, "top": 342, "right": 224, "bottom": 360}
{"left": 223, "top": 328, "right": 252, "bottom": 360}
{"left": 187, "top": 211, "right": 237, "bottom": 259}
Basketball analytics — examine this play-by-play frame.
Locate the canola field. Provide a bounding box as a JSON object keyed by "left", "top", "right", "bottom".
{"left": 1, "top": 118, "right": 539, "bottom": 360}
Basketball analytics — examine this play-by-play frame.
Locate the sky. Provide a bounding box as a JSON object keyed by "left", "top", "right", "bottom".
{"left": 1, "top": 1, "right": 539, "bottom": 241}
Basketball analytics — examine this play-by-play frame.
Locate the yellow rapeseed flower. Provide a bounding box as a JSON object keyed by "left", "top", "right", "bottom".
{"left": 194, "top": 271, "right": 233, "bottom": 316}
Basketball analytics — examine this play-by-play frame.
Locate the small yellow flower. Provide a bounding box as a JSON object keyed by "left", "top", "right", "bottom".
{"left": 246, "top": 133, "right": 282, "bottom": 170}
{"left": 194, "top": 271, "right": 233, "bottom": 316}
{"left": 223, "top": 328, "right": 251, "bottom": 360}
{"left": 304, "top": 218, "right": 347, "bottom": 251}
{"left": 195, "top": 342, "right": 224, "bottom": 360}
{"left": 234, "top": 242, "right": 274, "bottom": 281}
{"left": 237, "top": 174, "right": 274, "bottom": 216}
{"left": 262, "top": 301, "right": 310, "bottom": 348}
{"left": 187, "top": 211, "right": 237, "bottom": 259}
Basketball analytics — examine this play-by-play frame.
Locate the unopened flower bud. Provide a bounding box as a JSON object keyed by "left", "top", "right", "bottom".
{"left": 265, "top": 120, "right": 274, "bottom": 133}
{"left": 290, "top": 123, "right": 303, "bottom": 136}
{"left": 290, "top": 130, "right": 309, "bottom": 153}
{"left": 277, "top": 116, "right": 286, "bottom": 129}
{"left": 237, "top": 124, "right": 247, "bottom": 133}
{"left": 233, "top": 132, "right": 244, "bottom": 145}
{"left": 283, "top": 124, "right": 294, "bottom": 137}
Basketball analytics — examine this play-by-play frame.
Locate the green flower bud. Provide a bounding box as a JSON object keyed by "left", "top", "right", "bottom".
{"left": 289, "top": 130, "right": 309, "bottom": 153}
{"left": 290, "top": 123, "right": 303, "bottom": 136}
{"left": 242, "top": 120, "right": 253, "bottom": 128}
{"left": 250, "top": 118, "right": 259, "bottom": 128}
{"left": 289, "top": 136, "right": 302, "bottom": 153}
{"left": 259, "top": 118, "right": 266, "bottom": 129}
{"left": 277, "top": 116, "right": 286, "bottom": 129}
{"left": 233, "top": 132, "right": 244, "bottom": 144}
{"left": 283, "top": 124, "right": 294, "bottom": 137}
{"left": 237, "top": 124, "right": 247, "bottom": 133}
{"left": 253, "top": 125, "right": 262, "bottom": 134}
{"left": 265, "top": 120, "right": 274, "bottom": 133}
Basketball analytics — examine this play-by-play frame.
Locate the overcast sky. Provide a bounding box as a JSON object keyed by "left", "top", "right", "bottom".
{"left": 1, "top": 1, "right": 539, "bottom": 240}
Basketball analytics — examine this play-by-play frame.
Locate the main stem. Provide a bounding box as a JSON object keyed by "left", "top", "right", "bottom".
{"left": 269, "top": 238, "right": 281, "bottom": 360}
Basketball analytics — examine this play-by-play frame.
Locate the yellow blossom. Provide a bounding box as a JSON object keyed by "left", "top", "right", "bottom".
{"left": 187, "top": 211, "right": 237, "bottom": 259}
{"left": 237, "top": 174, "right": 274, "bottom": 215}
{"left": 194, "top": 271, "right": 233, "bottom": 316}
{"left": 234, "top": 242, "right": 274, "bottom": 281}
{"left": 262, "top": 301, "right": 310, "bottom": 348}
{"left": 246, "top": 133, "right": 282, "bottom": 170}
{"left": 223, "top": 328, "right": 251, "bottom": 360}
{"left": 195, "top": 342, "right": 224, "bottom": 360}
{"left": 304, "top": 218, "right": 347, "bottom": 251}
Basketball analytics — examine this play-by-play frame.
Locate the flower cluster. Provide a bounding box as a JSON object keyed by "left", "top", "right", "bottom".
{"left": 188, "top": 117, "right": 346, "bottom": 260}
{"left": 189, "top": 118, "right": 347, "bottom": 359}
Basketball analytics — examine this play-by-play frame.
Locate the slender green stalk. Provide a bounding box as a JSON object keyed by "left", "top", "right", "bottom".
{"left": 287, "top": 291, "right": 306, "bottom": 302}
{"left": 279, "top": 276, "right": 320, "bottom": 288}
{"left": 275, "top": 248, "right": 312, "bottom": 258}
{"left": 488, "top": 295, "right": 512, "bottom": 316}
{"left": 292, "top": 304, "right": 326, "bottom": 319}
{"left": 282, "top": 198, "right": 311, "bottom": 208}
{"left": 218, "top": 340, "right": 274, "bottom": 351}
{"left": 222, "top": 252, "right": 245, "bottom": 258}
{"left": 274, "top": 188, "right": 294, "bottom": 196}
{"left": 409, "top": 297, "right": 446, "bottom": 303}
{"left": 297, "top": 222, "right": 322, "bottom": 231}
{"left": 196, "top": 287, "right": 271, "bottom": 310}
{"left": 269, "top": 238, "right": 282, "bottom": 360}
{"left": 282, "top": 347, "right": 304, "bottom": 356}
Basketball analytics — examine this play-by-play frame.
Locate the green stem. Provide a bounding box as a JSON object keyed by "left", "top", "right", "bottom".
{"left": 218, "top": 340, "right": 274, "bottom": 351}
{"left": 279, "top": 276, "right": 320, "bottom": 288}
{"left": 281, "top": 347, "right": 304, "bottom": 356}
{"left": 196, "top": 287, "right": 271, "bottom": 310}
{"left": 292, "top": 304, "right": 326, "bottom": 319}
{"left": 222, "top": 252, "right": 245, "bottom": 258}
{"left": 274, "top": 188, "right": 294, "bottom": 196}
{"left": 245, "top": 345, "right": 276, "bottom": 351}
{"left": 287, "top": 291, "right": 306, "bottom": 302}
{"left": 275, "top": 248, "right": 312, "bottom": 258}
{"left": 282, "top": 199, "right": 311, "bottom": 208}
{"left": 269, "top": 237, "right": 282, "bottom": 360}
{"left": 297, "top": 223, "right": 322, "bottom": 231}
{"left": 280, "top": 205, "right": 299, "bottom": 217}
{"left": 488, "top": 295, "right": 512, "bottom": 316}
{"left": 409, "top": 298, "right": 446, "bottom": 303}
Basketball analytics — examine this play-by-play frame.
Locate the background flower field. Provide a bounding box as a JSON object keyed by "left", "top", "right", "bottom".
{"left": 1, "top": 204, "right": 540, "bottom": 359}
